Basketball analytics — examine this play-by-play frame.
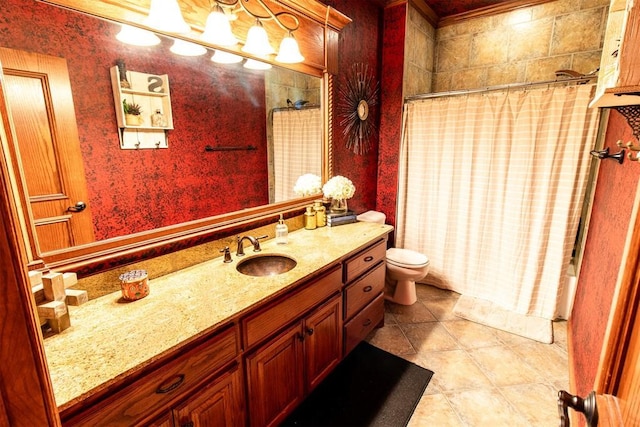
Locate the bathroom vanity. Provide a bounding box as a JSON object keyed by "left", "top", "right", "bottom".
{"left": 46, "top": 222, "right": 392, "bottom": 426}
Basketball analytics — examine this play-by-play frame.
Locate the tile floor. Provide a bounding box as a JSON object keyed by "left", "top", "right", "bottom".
{"left": 366, "top": 284, "right": 569, "bottom": 426}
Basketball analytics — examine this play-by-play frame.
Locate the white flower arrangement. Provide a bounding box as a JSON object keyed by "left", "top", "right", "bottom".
{"left": 322, "top": 175, "right": 356, "bottom": 200}
{"left": 293, "top": 174, "right": 322, "bottom": 197}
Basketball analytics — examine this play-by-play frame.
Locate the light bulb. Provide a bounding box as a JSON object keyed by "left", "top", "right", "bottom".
{"left": 201, "top": 5, "right": 238, "bottom": 46}
{"left": 116, "top": 25, "right": 161, "bottom": 46}
{"left": 211, "top": 50, "right": 243, "bottom": 64}
{"left": 244, "top": 59, "right": 272, "bottom": 70}
{"left": 170, "top": 39, "right": 207, "bottom": 56}
{"left": 275, "top": 33, "right": 304, "bottom": 63}
{"left": 145, "top": 0, "right": 190, "bottom": 34}
{"left": 242, "top": 20, "right": 274, "bottom": 57}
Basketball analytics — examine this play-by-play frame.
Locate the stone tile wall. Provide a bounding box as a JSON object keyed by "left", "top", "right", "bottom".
{"left": 404, "top": 4, "right": 436, "bottom": 97}
{"left": 433, "top": 0, "right": 609, "bottom": 92}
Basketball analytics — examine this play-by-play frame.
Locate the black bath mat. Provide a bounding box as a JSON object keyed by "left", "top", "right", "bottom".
{"left": 281, "top": 341, "right": 434, "bottom": 427}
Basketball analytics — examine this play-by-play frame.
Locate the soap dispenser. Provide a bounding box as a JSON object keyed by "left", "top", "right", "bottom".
{"left": 275, "top": 214, "right": 288, "bottom": 244}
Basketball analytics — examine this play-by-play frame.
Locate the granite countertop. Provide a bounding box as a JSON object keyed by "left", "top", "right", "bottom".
{"left": 43, "top": 221, "right": 393, "bottom": 410}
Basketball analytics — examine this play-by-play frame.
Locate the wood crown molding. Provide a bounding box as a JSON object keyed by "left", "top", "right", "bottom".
{"left": 438, "top": 0, "right": 557, "bottom": 27}
{"left": 383, "top": 0, "right": 556, "bottom": 28}
{"left": 384, "top": 0, "right": 438, "bottom": 28}
{"left": 38, "top": 0, "right": 351, "bottom": 75}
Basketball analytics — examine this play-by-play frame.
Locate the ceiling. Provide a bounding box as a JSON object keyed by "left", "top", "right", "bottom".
{"left": 423, "top": 0, "right": 511, "bottom": 18}
{"left": 395, "top": 0, "right": 554, "bottom": 26}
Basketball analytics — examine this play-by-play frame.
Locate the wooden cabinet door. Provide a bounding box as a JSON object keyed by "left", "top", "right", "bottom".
{"left": 0, "top": 47, "right": 94, "bottom": 254}
{"left": 172, "top": 367, "right": 245, "bottom": 427}
{"left": 304, "top": 296, "right": 342, "bottom": 391}
{"left": 246, "top": 325, "right": 305, "bottom": 427}
{"left": 145, "top": 412, "right": 174, "bottom": 427}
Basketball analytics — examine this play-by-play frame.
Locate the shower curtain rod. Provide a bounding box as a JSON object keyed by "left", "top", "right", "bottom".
{"left": 271, "top": 104, "right": 321, "bottom": 112}
{"left": 405, "top": 75, "right": 597, "bottom": 102}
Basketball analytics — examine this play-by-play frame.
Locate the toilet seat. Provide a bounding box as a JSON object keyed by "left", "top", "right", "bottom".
{"left": 386, "top": 248, "right": 429, "bottom": 269}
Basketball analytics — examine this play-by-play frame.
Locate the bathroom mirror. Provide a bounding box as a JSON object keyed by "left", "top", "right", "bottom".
{"left": 0, "top": 0, "right": 333, "bottom": 270}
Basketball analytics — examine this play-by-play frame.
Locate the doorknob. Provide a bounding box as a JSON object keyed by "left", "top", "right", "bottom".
{"left": 557, "top": 390, "right": 598, "bottom": 427}
{"left": 67, "top": 201, "right": 87, "bottom": 212}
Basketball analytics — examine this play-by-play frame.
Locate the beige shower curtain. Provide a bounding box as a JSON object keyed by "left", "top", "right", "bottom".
{"left": 272, "top": 108, "right": 322, "bottom": 202}
{"left": 396, "top": 85, "right": 599, "bottom": 342}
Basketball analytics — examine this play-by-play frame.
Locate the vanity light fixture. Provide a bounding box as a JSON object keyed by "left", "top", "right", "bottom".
{"left": 116, "top": 24, "right": 161, "bottom": 46}
{"left": 145, "top": 0, "right": 190, "bottom": 34}
{"left": 206, "top": 0, "right": 304, "bottom": 64}
{"left": 138, "top": 0, "right": 304, "bottom": 65}
{"left": 170, "top": 39, "right": 207, "bottom": 56}
{"left": 211, "top": 50, "right": 243, "bottom": 64}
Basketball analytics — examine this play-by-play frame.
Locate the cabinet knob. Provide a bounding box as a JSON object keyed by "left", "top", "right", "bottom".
{"left": 363, "top": 285, "right": 373, "bottom": 292}
{"left": 364, "top": 256, "right": 374, "bottom": 262}
{"left": 297, "top": 332, "right": 305, "bottom": 342}
{"left": 182, "top": 422, "right": 194, "bottom": 427}
{"left": 306, "top": 328, "right": 314, "bottom": 336}
{"left": 363, "top": 319, "right": 372, "bottom": 327}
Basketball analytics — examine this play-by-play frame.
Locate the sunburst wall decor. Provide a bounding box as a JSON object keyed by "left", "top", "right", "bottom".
{"left": 338, "top": 63, "right": 379, "bottom": 155}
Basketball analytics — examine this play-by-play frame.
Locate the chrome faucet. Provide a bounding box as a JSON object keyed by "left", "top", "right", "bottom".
{"left": 236, "top": 235, "right": 267, "bottom": 256}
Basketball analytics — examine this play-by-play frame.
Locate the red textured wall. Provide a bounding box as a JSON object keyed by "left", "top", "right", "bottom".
{"left": 323, "top": 0, "right": 385, "bottom": 214}
{"left": 1, "top": 0, "right": 268, "bottom": 241}
{"left": 570, "top": 110, "right": 640, "bottom": 399}
{"left": 377, "top": 3, "right": 407, "bottom": 237}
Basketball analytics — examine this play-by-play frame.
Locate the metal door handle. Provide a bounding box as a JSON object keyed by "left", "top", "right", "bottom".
{"left": 557, "top": 390, "right": 598, "bottom": 427}
{"left": 67, "top": 201, "right": 87, "bottom": 212}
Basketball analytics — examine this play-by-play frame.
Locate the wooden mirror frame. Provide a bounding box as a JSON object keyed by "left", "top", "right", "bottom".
{"left": 7, "top": 0, "right": 351, "bottom": 275}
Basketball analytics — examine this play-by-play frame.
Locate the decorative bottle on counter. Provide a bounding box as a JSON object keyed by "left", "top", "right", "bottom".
{"left": 313, "top": 200, "right": 326, "bottom": 227}
{"left": 304, "top": 206, "right": 317, "bottom": 230}
{"left": 275, "top": 213, "right": 288, "bottom": 244}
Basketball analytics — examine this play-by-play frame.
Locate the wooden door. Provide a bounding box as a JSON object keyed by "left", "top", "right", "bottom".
{"left": 592, "top": 175, "right": 640, "bottom": 425}
{"left": 172, "top": 367, "right": 245, "bottom": 427}
{"left": 0, "top": 47, "right": 94, "bottom": 255}
{"left": 246, "top": 325, "right": 304, "bottom": 427}
{"left": 304, "top": 296, "right": 342, "bottom": 392}
{"left": 0, "top": 70, "right": 59, "bottom": 425}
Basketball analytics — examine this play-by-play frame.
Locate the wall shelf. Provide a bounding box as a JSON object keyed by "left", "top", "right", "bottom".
{"left": 591, "top": 0, "right": 640, "bottom": 108}
{"left": 110, "top": 66, "right": 173, "bottom": 149}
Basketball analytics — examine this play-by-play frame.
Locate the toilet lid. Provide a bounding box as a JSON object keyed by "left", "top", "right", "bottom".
{"left": 386, "top": 248, "right": 429, "bottom": 268}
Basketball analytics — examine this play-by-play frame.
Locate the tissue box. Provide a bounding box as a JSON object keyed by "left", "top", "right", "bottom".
{"left": 119, "top": 270, "right": 150, "bottom": 301}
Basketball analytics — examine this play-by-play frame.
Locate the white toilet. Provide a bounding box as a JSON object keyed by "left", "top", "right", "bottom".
{"left": 385, "top": 248, "right": 430, "bottom": 305}
{"left": 356, "top": 210, "right": 430, "bottom": 305}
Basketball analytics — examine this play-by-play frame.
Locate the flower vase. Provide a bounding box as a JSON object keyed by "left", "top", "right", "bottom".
{"left": 125, "top": 114, "right": 142, "bottom": 126}
{"left": 330, "top": 198, "right": 348, "bottom": 213}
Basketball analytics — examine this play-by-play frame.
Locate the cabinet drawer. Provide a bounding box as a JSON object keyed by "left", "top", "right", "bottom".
{"left": 344, "top": 239, "right": 386, "bottom": 283}
{"left": 243, "top": 265, "right": 342, "bottom": 349}
{"left": 344, "top": 261, "right": 385, "bottom": 321}
{"left": 344, "top": 293, "right": 384, "bottom": 355}
{"left": 64, "top": 325, "right": 239, "bottom": 426}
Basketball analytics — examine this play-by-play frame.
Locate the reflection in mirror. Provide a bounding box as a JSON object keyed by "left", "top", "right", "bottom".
{"left": 0, "top": 0, "right": 322, "bottom": 256}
